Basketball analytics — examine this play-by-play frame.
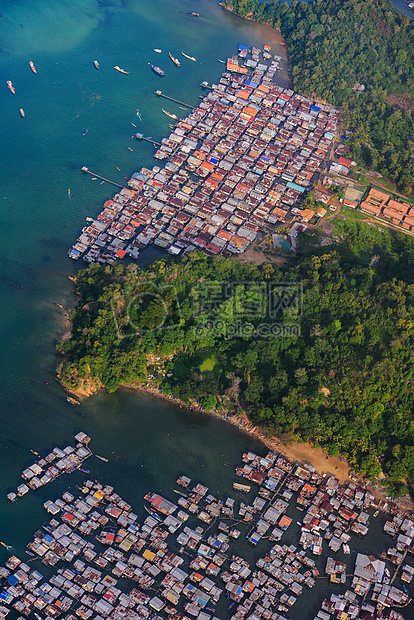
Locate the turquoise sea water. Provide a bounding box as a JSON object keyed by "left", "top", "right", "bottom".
{"left": 0, "top": 2, "right": 413, "bottom": 619}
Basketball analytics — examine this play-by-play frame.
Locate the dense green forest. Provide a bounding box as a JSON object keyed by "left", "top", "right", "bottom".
{"left": 223, "top": 0, "right": 414, "bottom": 192}
{"left": 59, "top": 226, "right": 414, "bottom": 495}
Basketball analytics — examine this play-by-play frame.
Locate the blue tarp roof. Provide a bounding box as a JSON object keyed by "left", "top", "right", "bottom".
{"left": 209, "top": 157, "right": 219, "bottom": 164}
{"left": 43, "top": 533, "right": 54, "bottom": 545}
{"left": 238, "top": 44, "right": 249, "bottom": 51}
{"left": 8, "top": 575, "right": 19, "bottom": 586}
{"left": 310, "top": 105, "right": 320, "bottom": 112}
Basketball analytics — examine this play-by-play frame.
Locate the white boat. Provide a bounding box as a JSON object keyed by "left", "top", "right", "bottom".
{"left": 19, "top": 109, "right": 25, "bottom": 118}
{"left": 114, "top": 65, "right": 128, "bottom": 75}
{"left": 181, "top": 51, "right": 196, "bottom": 62}
{"left": 162, "top": 108, "right": 178, "bottom": 120}
{"left": 95, "top": 454, "right": 109, "bottom": 462}
{"left": 169, "top": 52, "right": 180, "bottom": 67}
{"left": 153, "top": 48, "right": 162, "bottom": 53}
{"left": 233, "top": 482, "right": 251, "bottom": 493}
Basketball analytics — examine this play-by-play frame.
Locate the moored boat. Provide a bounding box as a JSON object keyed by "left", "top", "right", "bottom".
{"left": 93, "top": 60, "right": 100, "bottom": 69}
{"left": 19, "top": 109, "right": 25, "bottom": 118}
{"left": 168, "top": 52, "right": 181, "bottom": 67}
{"left": 150, "top": 64, "right": 165, "bottom": 76}
{"left": 67, "top": 396, "right": 80, "bottom": 405}
{"left": 29, "top": 61, "right": 37, "bottom": 74}
{"left": 144, "top": 506, "right": 162, "bottom": 521}
{"left": 187, "top": 12, "right": 200, "bottom": 16}
{"left": 162, "top": 108, "right": 178, "bottom": 120}
{"left": 95, "top": 454, "right": 109, "bottom": 462}
{"left": 181, "top": 51, "right": 196, "bottom": 62}
{"left": 153, "top": 48, "right": 162, "bottom": 53}
{"left": 7, "top": 80, "right": 15, "bottom": 94}
{"left": 233, "top": 482, "right": 251, "bottom": 493}
{"left": 114, "top": 65, "right": 128, "bottom": 74}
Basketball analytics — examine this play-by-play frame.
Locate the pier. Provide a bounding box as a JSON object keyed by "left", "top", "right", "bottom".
{"left": 81, "top": 167, "right": 127, "bottom": 189}
{"left": 390, "top": 548, "right": 408, "bottom": 585}
{"left": 154, "top": 90, "right": 195, "bottom": 109}
{"left": 134, "top": 133, "right": 161, "bottom": 146}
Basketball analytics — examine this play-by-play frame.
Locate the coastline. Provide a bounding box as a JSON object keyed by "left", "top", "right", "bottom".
{"left": 61, "top": 370, "right": 414, "bottom": 513}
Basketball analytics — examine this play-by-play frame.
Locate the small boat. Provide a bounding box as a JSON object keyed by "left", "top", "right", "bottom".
{"left": 153, "top": 48, "right": 162, "bottom": 53}
{"left": 144, "top": 506, "right": 162, "bottom": 521}
{"left": 93, "top": 60, "right": 100, "bottom": 69}
{"left": 114, "top": 166, "right": 121, "bottom": 171}
{"left": 218, "top": 59, "right": 225, "bottom": 63}
{"left": 86, "top": 217, "right": 93, "bottom": 221}
{"left": 26, "top": 550, "right": 34, "bottom": 556}
{"left": 100, "top": 181, "right": 105, "bottom": 184}
{"left": 168, "top": 52, "right": 181, "bottom": 67}
{"left": 82, "top": 129, "right": 88, "bottom": 135}
{"left": 128, "top": 147, "right": 133, "bottom": 151}
{"left": 179, "top": 106, "right": 187, "bottom": 110}
{"left": 173, "top": 489, "right": 188, "bottom": 497}
{"left": 149, "top": 64, "right": 165, "bottom": 76}
{"left": 181, "top": 51, "right": 196, "bottom": 62}
{"left": 30, "top": 450, "right": 40, "bottom": 456}
{"left": 7, "top": 80, "right": 15, "bottom": 94}
{"left": 233, "top": 482, "right": 251, "bottom": 493}
{"left": 162, "top": 108, "right": 178, "bottom": 120}
{"left": 67, "top": 189, "right": 71, "bottom": 196}
{"left": 187, "top": 12, "right": 200, "bottom": 17}
{"left": 91, "top": 177, "right": 97, "bottom": 180}
{"left": 34, "top": 613, "right": 43, "bottom": 620}
{"left": 55, "top": 303, "right": 64, "bottom": 309}
{"left": 19, "top": 109, "right": 25, "bottom": 118}
{"left": 29, "top": 61, "right": 37, "bottom": 74}
{"left": 114, "top": 65, "right": 128, "bottom": 74}
{"left": 0, "top": 542, "right": 8, "bottom": 548}
{"left": 131, "top": 122, "right": 137, "bottom": 127}
{"left": 385, "top": 568, "right": 390, "bottom": 578}
{"left": 373, "top": 510, "right": 379, "bottom": 517}
{"left": 95, "top": 455, "right": 109, "bottom": 462}
{"left": 67, "top": 396, "right": 80, "bottom": 405}
{"left": 80, "top": 469, "right": 90, "bottom": 473}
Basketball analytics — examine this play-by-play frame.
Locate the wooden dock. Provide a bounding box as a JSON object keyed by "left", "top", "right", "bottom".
{"left": 81, "top": 167, "right": 127, "bottom": 189}
{"left": 154, "top": 90, "right": 195, "bottom": 109}
{"left": 134, "top": 134, "right": 161, "bottom": 146}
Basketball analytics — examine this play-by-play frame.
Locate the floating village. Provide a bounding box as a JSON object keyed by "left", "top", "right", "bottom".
{"left": 68, "top": 44, "right": 340, "bottom": 262}
{"left": 1, "top": 435, "right": 414, "bottom": 620}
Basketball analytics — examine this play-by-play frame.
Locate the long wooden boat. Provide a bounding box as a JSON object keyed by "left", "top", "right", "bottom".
{"left": 181, "top": 51, "right": 196, "bottom": 62}
{"left": 162, "top": 108, "right": 178, "bottom": 120}
{"left": 29, "top": 61, "right": 37, "bottom": 74}
{"left": 114, "top": 65, "right": 128, "bottom": 74}
{"left": 168, "top": 52, "right": 180, "bottom": 67}
{"left": 7, "top": 80, "right": 15, "bottom": 94}
{"left": 233, "top": 482, "right": 251, "bottom": 493}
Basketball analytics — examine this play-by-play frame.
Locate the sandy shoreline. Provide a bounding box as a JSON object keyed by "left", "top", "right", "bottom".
{"left": 112, "top": 382, "right": 413, "bottom": 513}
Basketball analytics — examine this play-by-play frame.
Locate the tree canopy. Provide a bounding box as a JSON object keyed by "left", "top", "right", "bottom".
{"left": 58, "top": 224, "right": 414, "bottom": 494}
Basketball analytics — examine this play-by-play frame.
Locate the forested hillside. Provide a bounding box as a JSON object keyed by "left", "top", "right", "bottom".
{"left": 223, "top": 0, "right": 414, "bottom": 192}
{"left": 58, "top": 228, "right": 414, "bottom": 494}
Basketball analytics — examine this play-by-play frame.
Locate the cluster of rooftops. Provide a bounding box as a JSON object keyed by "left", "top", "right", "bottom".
{"left": 7, "top": 432, "right": 91, "bottom": 503}
{"left": 359, "top": 188, "right": 414, "bottom": 230}
{"left": 0, "top": 442, "right": 413, "bottom": 620}
{"left": 69, "top": 45, "right": 339, "bottom": 263}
